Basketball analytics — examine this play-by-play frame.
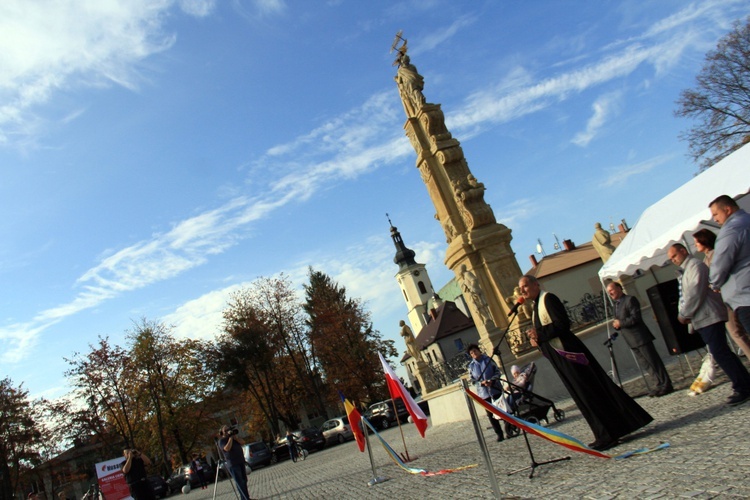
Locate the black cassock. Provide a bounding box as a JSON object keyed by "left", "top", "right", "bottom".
{"left": 533, "top": 292, "right": 652, "bottom": 444}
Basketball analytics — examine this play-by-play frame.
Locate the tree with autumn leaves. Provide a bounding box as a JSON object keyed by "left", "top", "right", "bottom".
{"left": 0, "top": 378, "right": 45, "bottom": 500}
{"left": 21, "top": 269, "right": 396, "bottom": 484}
{"left": 211, "top": 271, "right": 396, "bottom": 437}
{"left": 61, "top": 324, "right": 218, "bottom": 477}
{"left": 304, "top": 268, "right": 396, "bottom": 405}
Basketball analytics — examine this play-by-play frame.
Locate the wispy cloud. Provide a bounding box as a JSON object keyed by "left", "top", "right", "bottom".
{"left": 231, "top": 0, "right": 286, "bottom": 21}
{"left": 0, "top": 1, "right": 734, "bottom": 361}
{"left": 572, "top": 91, "right": 622, "bottom": 147}
{"left": 0, "top": 93, "right": 412, "bottom": 358}
{"left": 496, "top": 198, "right": 539, "bottom": 229}
{"left": 165, "top": 235, "right": 450, "bottom": 342}
{"left": 0, "top": 0, "right": 205, "bottom": 146}
{"left": 599, "top": 154, "right": 674, "bottom": 188}
{"left": 418, "top": 14, "right": 477, "bottom": 53}
{"left": 165, "top": 285, "right": 241, "bottom": 340}
{"left": 448, "top": 44, "right": 652, "bottom": 132}
{"left": 179, "top": 0, "right": 217, "bottom": 17}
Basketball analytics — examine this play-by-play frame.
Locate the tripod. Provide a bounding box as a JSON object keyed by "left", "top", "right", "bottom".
{"left": 211, "top": 439, "right": 248, "bottom": 500}
{"left": 487, "top": 309, "right": 570, "bottom": 478}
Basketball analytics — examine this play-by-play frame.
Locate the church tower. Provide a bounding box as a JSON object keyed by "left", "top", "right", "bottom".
{"left": 390, "top": 219, "right": 434, "bottom": 332}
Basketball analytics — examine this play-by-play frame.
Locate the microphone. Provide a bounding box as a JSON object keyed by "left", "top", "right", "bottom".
{"left": 508, "top": 297, "right": 525, "bottom": 317}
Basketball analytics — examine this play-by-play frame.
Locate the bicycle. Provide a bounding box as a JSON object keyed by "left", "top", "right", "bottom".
{"left": 295, "top": 443, "right": 308, "bottom": 461}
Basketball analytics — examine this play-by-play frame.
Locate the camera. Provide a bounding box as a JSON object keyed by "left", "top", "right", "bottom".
{"left": 225, "top": 427, "right": 239, "bottom": 436}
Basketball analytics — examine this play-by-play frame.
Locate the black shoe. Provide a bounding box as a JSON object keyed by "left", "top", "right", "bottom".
{"left": 588, "top": 439, "right": 617, "bottom": 451}
{"left": 496, "top": 434, "right": 504, "bottom": 442}
{"left": 727, "top": 392, "right": 750, "bottom": 406}
{"left": 648, "top": 390, "right": 659, "bottom": 398}
{"left": 655, "top": 386, "right": 674, "bottom": 397}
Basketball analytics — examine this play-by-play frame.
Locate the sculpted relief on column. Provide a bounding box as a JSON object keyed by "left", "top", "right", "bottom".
{"left": 459, "top": 264, "right": 493, "bottom": 326}
{"left": 435, "top": 213, "right": 457, "bottom": 243}
{"left": 452, "top": 174, "right": 496, "bottom": 230}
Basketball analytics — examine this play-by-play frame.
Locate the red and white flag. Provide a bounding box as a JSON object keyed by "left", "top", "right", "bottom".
{"left": 378, "top": 352, "right": 428, "bottom": 437}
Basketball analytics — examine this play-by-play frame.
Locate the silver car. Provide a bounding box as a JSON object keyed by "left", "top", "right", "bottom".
{"left": 320, "top": 416, "right": 354, "bottom": 445}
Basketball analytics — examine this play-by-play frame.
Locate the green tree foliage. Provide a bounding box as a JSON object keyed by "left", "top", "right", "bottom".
{"left": 0, "top": 379, "right": 43, "bottom": 500}
{"left": 303, "top": 268, "right": 396, "bottom": 405}
{"left": 676, "top": 17, "right": 750, "bottom": 170}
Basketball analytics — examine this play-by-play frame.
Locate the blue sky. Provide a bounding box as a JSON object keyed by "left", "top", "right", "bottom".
{"left": 2, "top": 0, "right": 748, "bottom": 400}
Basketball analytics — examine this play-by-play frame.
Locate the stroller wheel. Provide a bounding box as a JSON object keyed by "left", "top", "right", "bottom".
{"left": 527, "top": 416, "right": 540, "bottom": 425}
{"left": 505, "top": 423, "right": 520, "bottom": 438}
{"left": 554, "top": 409, "right": 565, "bottom": 422}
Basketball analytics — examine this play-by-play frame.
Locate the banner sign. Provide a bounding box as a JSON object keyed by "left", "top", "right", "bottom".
{"left": 95, "top": 457, "right": 131, "bottom": 500}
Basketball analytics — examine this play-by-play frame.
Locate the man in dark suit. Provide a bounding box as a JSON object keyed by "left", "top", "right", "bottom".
{"left": 607, "top": 282, "right": 673, "bottom": 397}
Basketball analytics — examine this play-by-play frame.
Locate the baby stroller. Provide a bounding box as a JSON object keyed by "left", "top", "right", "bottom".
{"left": 500, "top": 362, "right": 566, "bottom": 437}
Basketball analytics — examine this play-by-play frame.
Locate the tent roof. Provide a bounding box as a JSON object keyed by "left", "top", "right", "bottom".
{"left": 598, "top": 144, "right": 750, "bottom": 281}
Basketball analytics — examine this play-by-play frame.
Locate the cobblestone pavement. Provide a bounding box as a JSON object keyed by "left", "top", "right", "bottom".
{"left": 200, "top": 352, "right": 750, "bottom": 499}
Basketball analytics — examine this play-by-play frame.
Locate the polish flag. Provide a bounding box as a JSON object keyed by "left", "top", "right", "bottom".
{"left": 378, "top": 352, "right": 428, "bottom": 437}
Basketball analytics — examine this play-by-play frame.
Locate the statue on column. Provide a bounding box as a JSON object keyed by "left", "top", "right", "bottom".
{"left": 400, "top": 320, "right": 421, "bottom": 361}
{"left": 592, "top": 222, "right": 616, "bottom": 262}
{"left": 395, "top": 54, "right": 426, "bottom": 112}
{"left": 391, "top": 33, "right": 426, "bottom": 115}
{"left": 459, "top": 264, "right": 491, "bottom": 325}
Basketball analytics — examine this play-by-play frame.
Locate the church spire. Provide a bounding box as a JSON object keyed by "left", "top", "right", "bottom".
{"left": 388, "top": 214, "right": 417, "bottom": 270}
{"left": 387, "top": 214, "right": 434, "bottom": 332}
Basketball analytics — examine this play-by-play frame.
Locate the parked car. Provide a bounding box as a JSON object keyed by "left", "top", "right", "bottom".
{"left": 166, "top": 466, "right": 190, "bottom": 494}
{"left": 365, "top": 398, "right": 409, "bottom": 430}
{"left": 166, "top": 461, "right": 212, "bottom": 493}
{"left": 147, "top": 476, "right": 170, "bottom": 499}
{"left": 294, "top": 428, "right": 325, "bottom": 452}
{"left": 320, "top": 416, "right": 353, "bottom": 445}
{"left": 243, "top": 441, "right": 273, "bottom": 470}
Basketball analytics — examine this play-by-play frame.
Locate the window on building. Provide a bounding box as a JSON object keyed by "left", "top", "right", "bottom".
{"left": 454, "top": 338, "right": 464, "bottom": 352}
{"left": 418, "top": 281, "right": 427, "bottom": 294}
{"left": 403, "top": 289, "right": 408, "bottom": 303}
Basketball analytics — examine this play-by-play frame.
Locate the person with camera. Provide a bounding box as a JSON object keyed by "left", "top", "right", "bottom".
{"left": 219, "top": 425, "right": 251, "bottom": 500}
{"left": 121, "top": 449, "right": 155, "bottom": 500}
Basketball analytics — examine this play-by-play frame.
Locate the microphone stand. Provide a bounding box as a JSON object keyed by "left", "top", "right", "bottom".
{"left": 603, "top": 292, "right": 623, "bottom": 388}
{"left": 480, "top": 308, "right": 570, "bottom": 479}
{"left": 603, "top": 330, "right": 622, "bottom": 388}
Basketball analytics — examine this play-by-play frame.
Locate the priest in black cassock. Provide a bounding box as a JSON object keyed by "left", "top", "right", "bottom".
{"left": 518, "top": 275, "right": 653, "bottom": 451}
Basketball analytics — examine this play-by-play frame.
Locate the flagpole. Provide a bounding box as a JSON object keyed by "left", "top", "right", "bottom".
{"left": 362, "top": 417, "right": 389, "bottom": 487}
{"left": 462, "top": 379, "right": 501, "bottom": 498}
{"left": 391, "top": 399, "right": 412, "bottom": 462}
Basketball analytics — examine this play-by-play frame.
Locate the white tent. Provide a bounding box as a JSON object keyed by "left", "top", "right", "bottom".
{"left": 599, "top": 143, "right": 750, "bottom": 281}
